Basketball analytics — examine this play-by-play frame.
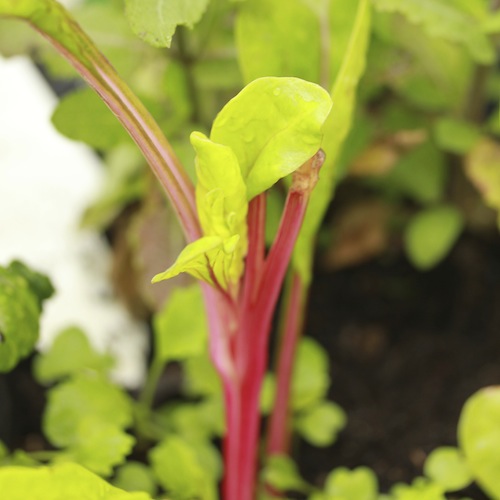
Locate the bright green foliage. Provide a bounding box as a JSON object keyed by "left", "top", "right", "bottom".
{"left": 34, "top": 327, "right": 114, "bottom": 383}
{"left": 113, "top": 462, "right": 157, "bottom": 497}
{"left": 404, "top": 205, "right": 464, "bottom": 270}
{"left": 390, "top": 477, "right": 446, "bottom": 500}
{"left": 423, "top": 447, "right": 472, "bottom": 492}
{"left": 235, "top": 0, "right": 320, "bottom": 84}
{"left": 459, "top": 387, "right": 500, "bottom": 499}
{"left": 0, "top": 462, "right": 152, "bottom": 500}
{"left": 149, "top": 436, "right": 217, "bottom": 500}
{"left": 295, "top": 400, "right": 347, "bottom": 447}
{"left": 125, "top": 0, "right": 210, "bottom": 48}
{"left": 6, "top": 261, "right": 54, "bottom": 308}
{"left": 372, "top": 0, "right": 495, "bottom": 64}
{"left": 154, "top": 77, "right": 332, "bottom": 289}
{"left": 433, "top": 118, "right": 481, "bottom": 154}
{"left": 43, "top": 374, "right": 134, "bottom": 475}
{"left": 263, "top": 455, "right": 311, "bottom": 494}
{"left": 0, "top": 265, "right": 42, "bottom": 372}
{"left": 52, "top": 89, "right": 131, "bottom": 150}
{"left": 153, "top": 285, "right": 207, "bottom": 363}
{"left": 293, "top": 0, "right": 372, "bottom": 283}
{"left": 184, "top": 352, "right": 222, "bottom": 397}
{"left": 291, "top": 338, "right": 330, "bottom": 411}
{"left": 324, "top": 467, "right": 379, "bottom": 500}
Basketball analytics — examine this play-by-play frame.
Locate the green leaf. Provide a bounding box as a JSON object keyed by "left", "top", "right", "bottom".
{"left": 149, "top": 436, "right": 216, "bottom": 500}
{"left": 459, "top": 387, "right": 500, "bottom": 499}
{"left": 34, "top": 327, "right": 115, "bottom": 383}
{"left": 372, "top": 0, "right": 495, "bottom": 64}
{"left": 423, "top": 447, "right": 472, "bottom": 492}
{"left": 52, "top": 88, "right": 131, "bottom": 150}
{"left": 292, "top": 338, "right": 330, "bottom": 411}
{"left": 325, "top": 467, "right": 379, "bottom": 500}
{"left": 296, "top": 401, "right": 347, "bottom": 447}
{"left": 0, "top": 462, "right": 152, "bottom": 500}
{"left": 184, "top": 353, "right": 222, "bottom": 397}
{"left": 210, "top": 77, "right": 332, "bottom": 199}
{"left": 391, "top": 477, "right": 446, "bottom": 500}
{"left": 113, "top": 462, "right": 157, "bottom": 496}
{"left": 293, "top": 0, "right": 371, "bottom": 283}
{"left": 235, "top": 0, "right": 320, "bottom": 84}
{"left": 125, "top": 0, "right": 210, "bottom": 48}
{"left": 6, "top": 261, "right": 54, "bottom": 308}
{"left": 153, "top": 285, "right": 207, "bottom": 363}
{"left": 0, "top": 266, "right": 40, "bottom": 372}
{"left": 434, "top": 118, "right": 481, "bottom": 154}
{"left": 43, "top": 374, "right": 133, "bottom": 448}
{"left": 263, "top": 455, "right": 311, "bottom": 493}
{"left": 404, "top": 206, "right": 464, "bottom": 270}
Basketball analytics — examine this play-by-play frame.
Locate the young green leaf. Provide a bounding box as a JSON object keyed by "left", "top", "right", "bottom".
{"left": 423, "top": 447, "right": 472, "bottom": 492}
{"left": 34, "top": 327, "right": 115, "bottom": 383}
{"left": 404, "top": 206, "right": 464, "bottom": 271}
{"left": 0, "top": 462, "right": 152, "bottom": 500}
{"left": 0, "top": 266, "right": 40, "bottom": 372}
{"left": 459, "top": 387, "right": 500, "bottom": 499}
{"left": 262, "top": 455, "right": 311, "bottom": 494}
{"left": 210, "top": 77, "right": 332, "bottom": 199}
{"left": 433, "top": 118, "right": 481, "bottom": 154}
{"left": 153, "top": 285, "right": 207, "bottom": 363}
{"left": 324, "top": 467, "right": 379, "bottom": 500}
{"left": 113, "top": 462, "right": 158, "bottom": 497}
{"left": 125, "top": 0, "right": 210, "bottom": 48}
{"left": 6, "top": 261, "right": 54, "bottom": 308}
{"left": 372, "top": 0, "right": 495, "bottom": 64}
{"left": 390, "top": 477, "right": 446, "bottom": 500}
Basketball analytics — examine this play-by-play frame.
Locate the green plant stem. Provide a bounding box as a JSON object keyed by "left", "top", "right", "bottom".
{"left": 138, "top": 357, "right": 165, "bottom": 410}
{"left": 1, "top": 1, "right": 201, "bottom": 242}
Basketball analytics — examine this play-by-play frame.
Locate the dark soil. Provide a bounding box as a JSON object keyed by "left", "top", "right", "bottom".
{"left": 300, "top": 230, "right": 500, "bottom": 497}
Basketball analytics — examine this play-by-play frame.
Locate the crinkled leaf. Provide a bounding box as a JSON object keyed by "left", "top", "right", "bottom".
{"left": 113, "top": 462, "right": 157, "bottom": 497}
{"left": 44, "top": 374, "right": 133, "bottom": 448}
{"left": 263, "top": 455, "right": 311, "bottom": 493}
{"left": 423, "top": 447, "right": 472, "bottom": 492}
{"left": 459, "top": 387, "right": 500, "bottom": 499}
{"left": 293, "top": 0, "right": 371, "bottom": 283}
{"left": 325, "top": 467, "right": 379, "bottom": 500}
{"left": 235, "top": 0, "right": 320, "bottom": 84}
{"left": 372, "top": 0, "right": 495, "bottom": 64}
{"left": 292, "top": 338, "right": 330, "bottom": 411}
{"left": 125, "top": 0, "right": 210, "bottom": 48}
{"left": 149, "top": 436, "right": 216, "bottom": 500}
{"left": 56, "top": 416, "right": 135, "bottom": 476}
{"left": 152, "top": 235, "right": 240, "bottom": 288}
{"left": 211, "top": 77, "right": 332, "bottom": 199}
{"left": 0, "top": 462, "right": 152, "bottom": 500}
{"left": 34, "top": 327, "right": 114, "bottom": 383}
{"left": 404, "top": 206, "right": 464, "bottom": 271}
{"left": 433, "top": 118, "right": 481, "bottom": 154}
{"left": 295, "top": 401, "right": 347, "bottom": 447}
{"left": 6, "top": 261, "right": 54, "bottom": 308}
{"left": 0, "top": 266, "right": 40, "bottom": 372}
{"left": 464, "top": 138, "right": 500, "bottom": 228}
{"left": 52, "top": 89, "right": 131, "bottom": 150}
{"left": 153, "top": 285, "right": 207, "bottom": 363}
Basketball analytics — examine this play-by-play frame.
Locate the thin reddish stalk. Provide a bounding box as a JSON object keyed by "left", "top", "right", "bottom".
{"left": 266, "top": 271, "right": 306, "bottom": 456}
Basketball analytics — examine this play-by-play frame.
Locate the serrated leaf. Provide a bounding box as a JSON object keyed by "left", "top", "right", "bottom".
{"left": 434, "top": 118, "right": 481, "bottom": 154}
{"left": 0, "top": 462, "right": 152, "bottom": 500}
{"left": 263, "top": 455, "right": 311, "bottom": 493}
{"left": 423, "top": 447, "right": 472, "bottom": 492}
{"left": 292, "top": 338, "right": 330, "bottom": 411}
{"left": 404, "top": 206, "right": 464, "bottom": 271}
{"left": 153, "top": 285, "right": 207, "bottom": 363}
{"left": 296, "top": 401, "right": 347, "bottom": 447}
{"left": 372, "top": 0, "right": 495, "bottom": 64}
{"left": 44, "top": 374, "right": 133, "bottom": 448}
{"left": 113, "top": 462, "right": 157, "bottom": 496}
{"left": 459, "top": 387, "right": 500, "bottom": 499}
{"left": 293, "top": 0, "right": 371, "bottom": 283}
{"left": 149, "top": 436, "right": 216, "bottom": 500}
{"left": 235, "top": 0, "right": 320, "bottom": 84}
{"left": 0, "top": 266, "right": 40, "bottom": 372}
{"left": 211, "top": 77, "right": 332, "bottom": 199}
{"left": 125, "top": 0, "right": 210, "bottom": 48}
{"left": 464, "top": 138, "right": 500, "bottom": 228}
{"left": 52, "top": 88, "right": 131, "bottom": 150}
{"left": 325, "top": 467, "right": 379, "bottom": 500}
{"left": 34, "top": 327, "right": 114, "bottom": 383}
